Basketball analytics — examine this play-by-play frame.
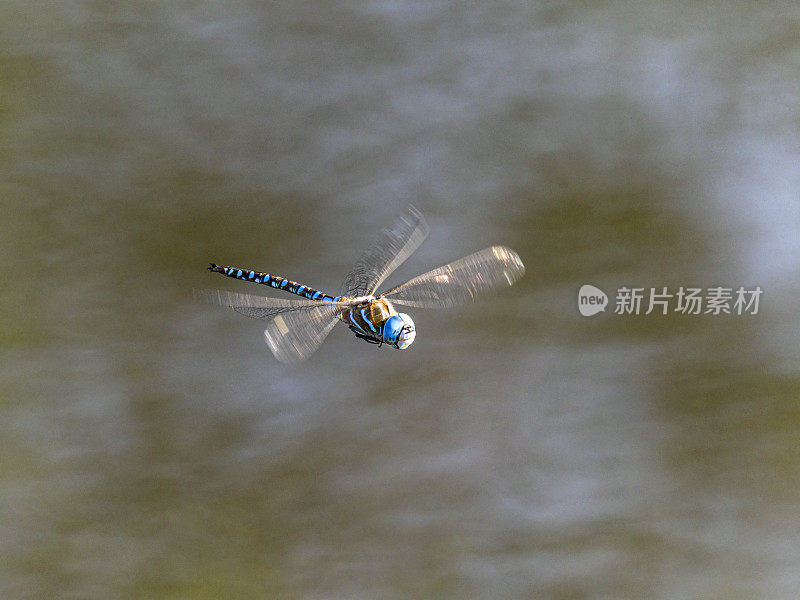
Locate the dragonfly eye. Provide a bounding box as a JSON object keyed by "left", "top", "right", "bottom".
{"left": 381, "top": 314, "right": 416, "bottom": 349}
{"left": 395, "top": 314, "right": 416, "bottom": 350}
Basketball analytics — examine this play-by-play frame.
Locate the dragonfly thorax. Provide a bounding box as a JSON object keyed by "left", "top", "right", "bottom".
{"left": 338, "top": 297, "right": 415, "bottom": 349}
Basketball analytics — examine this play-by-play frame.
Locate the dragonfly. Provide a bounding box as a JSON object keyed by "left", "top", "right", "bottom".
{"left": 199, "top": 206, "right": 525, "bottom": 363}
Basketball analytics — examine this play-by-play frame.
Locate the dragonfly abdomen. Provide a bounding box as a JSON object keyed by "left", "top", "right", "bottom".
{"left": 208, "top": 263, "right": 341, "bottom": 302}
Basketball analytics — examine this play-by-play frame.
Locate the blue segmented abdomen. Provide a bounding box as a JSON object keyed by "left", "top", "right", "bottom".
{"left": 208, "top": 263, "right": 341, "bottom": 302}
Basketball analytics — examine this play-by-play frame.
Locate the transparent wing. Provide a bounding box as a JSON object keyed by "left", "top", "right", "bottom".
{"left": 197, "top": 289, "right": 343, "bottom": 363}
{"left": 340, "top": 204, "right": 430, "bottom": 297}
{"left": 263, "top": 303, "right": 341, "bottom": 363}
{"left": 383, "top": 246, "right": 525, "bottom": 308}
{"left": 195, "top": 289, "right": 342, "bottom": 320}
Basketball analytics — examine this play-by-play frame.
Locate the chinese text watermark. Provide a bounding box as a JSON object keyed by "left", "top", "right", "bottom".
{"left": 578, "top": 285, "right": 762, "bottom": 316}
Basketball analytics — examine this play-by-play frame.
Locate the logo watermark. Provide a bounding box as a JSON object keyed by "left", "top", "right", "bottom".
{"left": 578, "top": 284, "right": 609, "bottom": 316}
{"left": 577, "top": 285, "right": 762, "bottom": 316}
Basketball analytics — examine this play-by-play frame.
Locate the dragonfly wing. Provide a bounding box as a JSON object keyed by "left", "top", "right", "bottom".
{"left": 383, "top": 246, "right": 525, "bottom": 308}
{"left": 195, "top": 289, "right": 331, "bottom": 320}
{"left": 263, "top": 303, "right": 341, "bottom": 363}
{"left": 340, "top": 204, "right": 429, "bottom": 297}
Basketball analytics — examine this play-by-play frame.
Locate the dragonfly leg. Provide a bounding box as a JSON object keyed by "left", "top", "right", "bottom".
{"left": 349, "top": 327, "right": 381, "bottom": 345}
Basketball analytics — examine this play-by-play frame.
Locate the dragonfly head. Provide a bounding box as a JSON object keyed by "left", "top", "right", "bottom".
{"left": 382, "top": 313, "right": 416, "bottom": 349}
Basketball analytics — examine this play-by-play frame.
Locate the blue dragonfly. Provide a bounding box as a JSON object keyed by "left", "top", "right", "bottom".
{"left": 199, "top": 206, "right": 525, "bottom": 362}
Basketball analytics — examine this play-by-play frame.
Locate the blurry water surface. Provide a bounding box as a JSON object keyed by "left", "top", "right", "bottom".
{"left": 2, "top": 1, "right": 800, "bottom": 598}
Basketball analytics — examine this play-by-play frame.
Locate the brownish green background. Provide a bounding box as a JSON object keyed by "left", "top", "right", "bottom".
{"left": 2, "top": 2, "right": 799, "bottom": 598}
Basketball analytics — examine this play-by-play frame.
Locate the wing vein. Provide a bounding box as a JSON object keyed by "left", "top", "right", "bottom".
{"left": 340, "top": 205, "right": 429, "bottom": 297}
{"left": 383, "top": 246, "right": 525, "bottom": 309}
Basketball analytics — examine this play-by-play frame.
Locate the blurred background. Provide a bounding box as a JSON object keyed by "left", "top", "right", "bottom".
{"left": 2, "top": 1, "right": 800, "bottom": 598}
